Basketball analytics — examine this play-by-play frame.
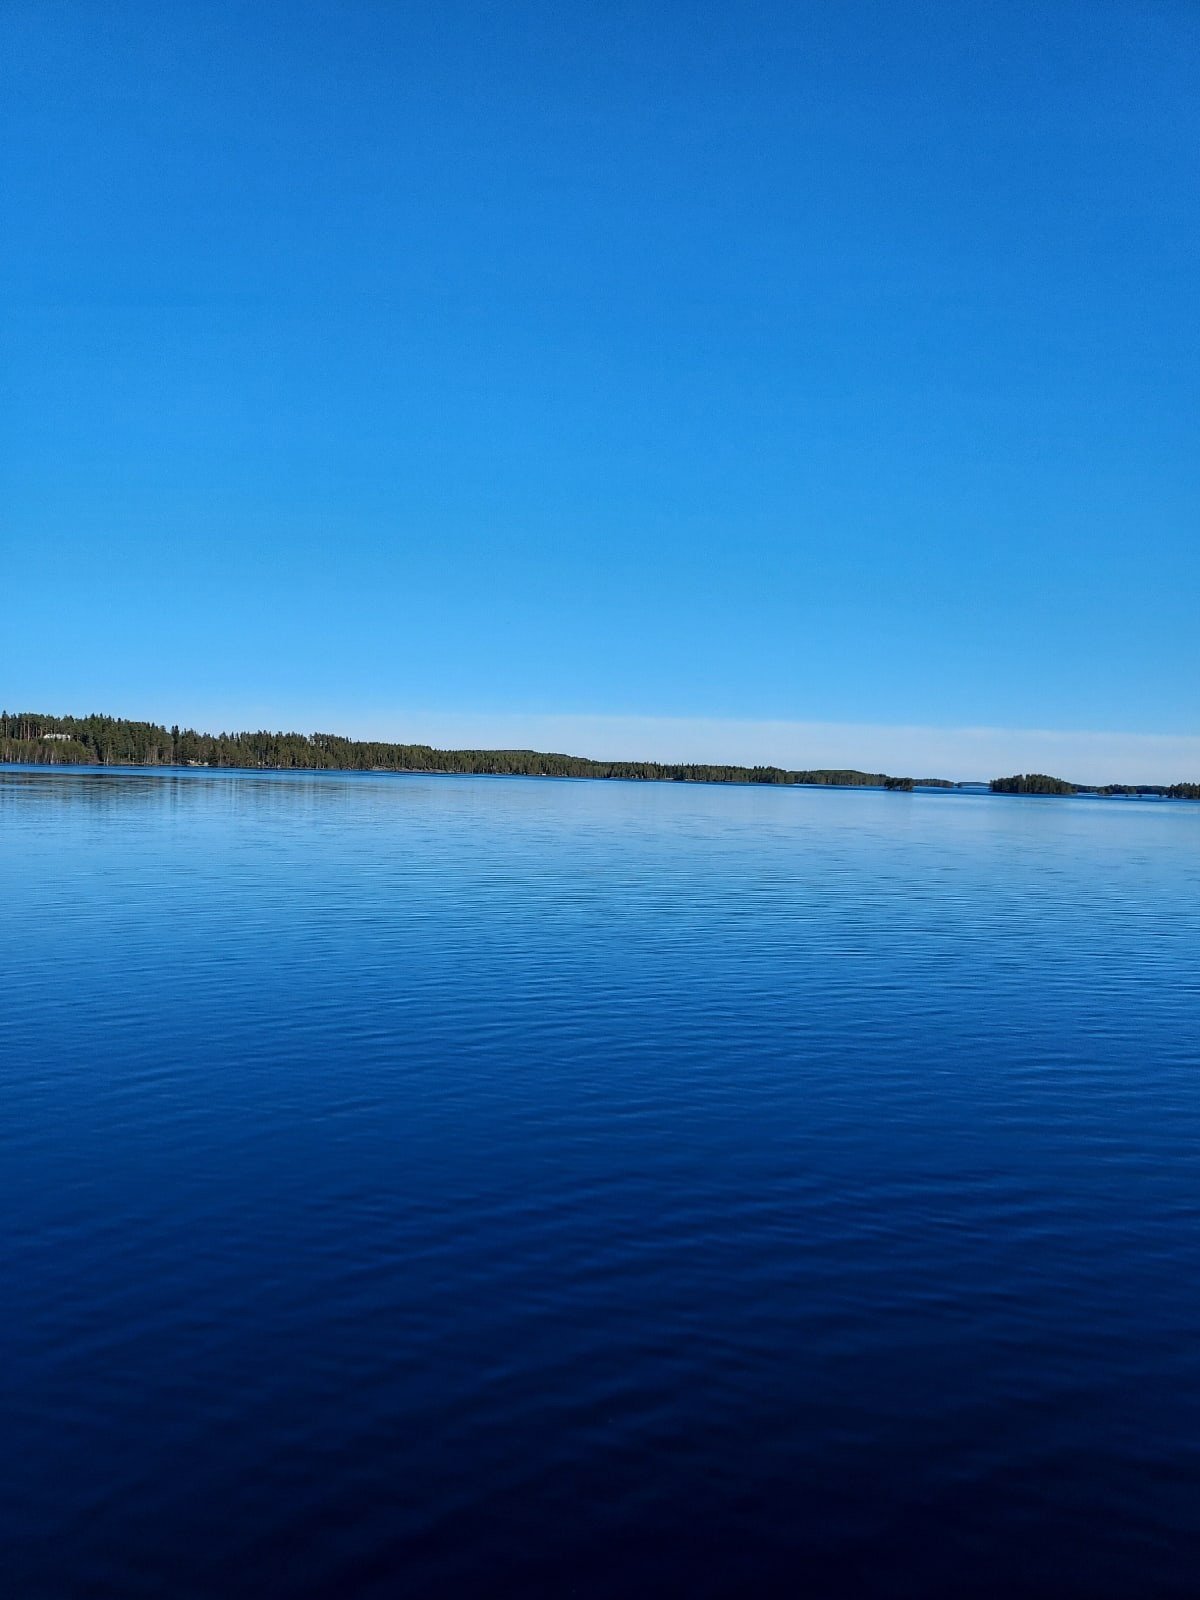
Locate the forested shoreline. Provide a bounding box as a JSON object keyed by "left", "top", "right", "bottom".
{"left": 990, "top": 772, "right": 1200, "bottom": 800}
{"left": 4, "top": 715, "right": 1196, "bottom": 798}
{"left": 1, "top": 711, "right": 951, "bottom": 789}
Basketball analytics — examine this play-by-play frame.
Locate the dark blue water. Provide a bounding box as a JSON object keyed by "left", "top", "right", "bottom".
{"left": 3, "top": 768, "right": 1199, "bottom": 1597}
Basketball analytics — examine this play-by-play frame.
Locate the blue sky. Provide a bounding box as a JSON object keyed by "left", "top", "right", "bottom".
{"left": 3, "top": 1, "right": 1197, "bottom": 774}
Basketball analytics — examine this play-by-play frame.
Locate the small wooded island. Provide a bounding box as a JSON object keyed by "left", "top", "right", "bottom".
{"left": 991, "top": 773, "right": 1200, "bottom": 800}
{"left": 991, "top": 773, "right": 1079, "bottom": 795}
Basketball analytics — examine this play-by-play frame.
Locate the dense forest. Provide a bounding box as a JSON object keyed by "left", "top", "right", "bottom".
{"left": 990, "top": 773, "right": 1079, "bottom": 795}
{"left": 991, "top": 772, "right": 1200, "bottom": 800}
{"left": 0, "top": 711, "right": 953, "bottom": 789}
{"left": 1097, "top": 782, "right": 1200, "bottom": 800}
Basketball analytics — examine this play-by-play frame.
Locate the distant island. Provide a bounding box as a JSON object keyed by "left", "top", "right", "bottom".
{"left": 990, "top": 772, "right": 1200, "bottom": 800}
{"left": 1, "top": 711, "right": 959, "bottom": 789}
{"left": 2, "top": 715, "right": 1196, "bottom": 798}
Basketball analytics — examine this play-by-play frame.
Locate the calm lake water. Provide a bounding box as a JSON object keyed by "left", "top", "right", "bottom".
{"left": 3, "top": 767, "right": 1199, "bottom": 1597}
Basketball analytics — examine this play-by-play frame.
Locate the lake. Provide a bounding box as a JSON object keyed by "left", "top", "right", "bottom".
{"left": 3, "top": 767, "right": 1199, "bottom": 1597}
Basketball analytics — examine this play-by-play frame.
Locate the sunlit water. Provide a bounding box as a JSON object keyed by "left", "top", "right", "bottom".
{"left": 3, "top": 767, "right": 1199, "bottom": 1597}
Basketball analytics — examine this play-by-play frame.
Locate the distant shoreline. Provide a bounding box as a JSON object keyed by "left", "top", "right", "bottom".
{"left": 2, "top": 712, "right": 1197, "bottom": 799}
{"left": 0, "top": 711, "right": 950, "bottom": 791}
{"left": 0, "top": 759, "right": 966, "bottom": 790}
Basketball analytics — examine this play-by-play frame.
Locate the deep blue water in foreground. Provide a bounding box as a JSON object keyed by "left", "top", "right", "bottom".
{"left": 3, "top": 768, "right": 1200, "bottom": 1597}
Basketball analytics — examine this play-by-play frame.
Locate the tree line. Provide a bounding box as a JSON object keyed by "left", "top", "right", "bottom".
{"left": 1, "top": 710, "right": 951, "bottom": 789}
{"left": 990, "top": 773, "right": 1079, "bottom": 795}
{"left": 5, "top": 717, "right": 1195, "bottom": 796}
{"left": 990, "top": 772, "right": 1200, "bottom": 800}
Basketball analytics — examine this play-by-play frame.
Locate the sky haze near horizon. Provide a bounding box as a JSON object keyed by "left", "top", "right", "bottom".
{"left": 3, "top": 1, "right": 1198, "bottom": 772}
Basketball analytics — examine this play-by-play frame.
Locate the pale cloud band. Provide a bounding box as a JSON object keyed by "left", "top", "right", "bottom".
{"left": 354, "top": 712, "right": 1200, "bottom": 787}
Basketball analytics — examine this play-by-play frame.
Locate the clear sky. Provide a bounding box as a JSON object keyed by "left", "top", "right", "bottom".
{"left": 3, "top": 1, "right": 1197, "bottom": 776}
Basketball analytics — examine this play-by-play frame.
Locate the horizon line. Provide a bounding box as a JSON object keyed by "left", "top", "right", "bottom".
{"left": 5, "top": 704, "right": 1200, "bottom": 788}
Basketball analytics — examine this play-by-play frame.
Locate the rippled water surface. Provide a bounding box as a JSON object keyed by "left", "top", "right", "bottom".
{"left": 3, "top": 768, "right": 1199, "bottom": 1597}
